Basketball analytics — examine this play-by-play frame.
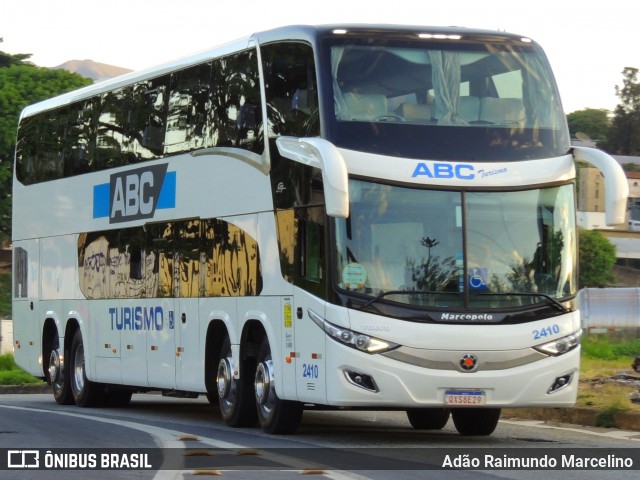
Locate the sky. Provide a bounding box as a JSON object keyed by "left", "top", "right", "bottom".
{"left": 1, "top": 0, "right": 639, "bottom": 114}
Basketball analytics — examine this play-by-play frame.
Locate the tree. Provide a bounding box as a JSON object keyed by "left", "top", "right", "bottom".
{"left": 0, "top": 52, "right": 92, "bottom": 240}
{"left": 600, "top": 67, "right": 640, "bottom": 155}
{"left": 409, "top": 236, "right": 457, "bottom": 291}
{"left": 0, "top": 38, "right": 31, "bottom": 67}
{"left": 578, "top": 229, "right": 617, "bottom": 288}
{"left": 566, "top": 108, "right": 610, "bottom": 144}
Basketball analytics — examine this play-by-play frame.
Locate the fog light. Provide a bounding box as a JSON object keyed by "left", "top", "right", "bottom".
{"left": 344, "top": 370, "right": 379, "bottom": 392}
{"left": 548, "top": 373, "right": 573, "bottom": 393}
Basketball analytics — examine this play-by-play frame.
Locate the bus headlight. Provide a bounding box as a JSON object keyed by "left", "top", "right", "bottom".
{"left": 534, "top": 330, "right": 581, "bottom": 356}
{"left": 308, "top": 309, "right": 399, "bottom": 354}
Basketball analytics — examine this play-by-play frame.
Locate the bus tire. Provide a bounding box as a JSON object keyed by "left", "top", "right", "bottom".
{"left": 48, "top": 337, "right": 74, "bottom": 405}
{"left": 451, "top": 408, "right": 501, "bottom": 436}
{"left": 217, "top": 336, "right": 257, "bottom": 427}
{"left": 254, "top": 337, "right": 302, "bottom": 434}
{"left": 406, "top": 408, "right": 450, "bottom": 430}
{"left": 69, "top": 330, "right": 106, "bottom": 407}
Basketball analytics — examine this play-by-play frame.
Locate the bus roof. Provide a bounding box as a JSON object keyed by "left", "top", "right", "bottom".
{"left": 19, "top": 24, "right": 535, "bottom": 120}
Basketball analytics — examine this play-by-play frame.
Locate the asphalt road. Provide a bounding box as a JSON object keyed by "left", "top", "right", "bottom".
{"left": 1, "top": 393, "right": 639, "bottom": 480}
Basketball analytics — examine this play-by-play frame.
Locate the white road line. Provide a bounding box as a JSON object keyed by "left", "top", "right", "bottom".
{"left": 0, "top": 404, "right": 372, "bottom": 480}
{"left": 499, "top": 418, "right": 640, "bottom": 442}
{"left": 0, "top": 403, "right": 242, "bottom": 448}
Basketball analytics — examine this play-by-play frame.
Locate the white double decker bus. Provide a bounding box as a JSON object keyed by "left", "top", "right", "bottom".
{"left": 13, "top": 25, "right": 628, "bottom": 435}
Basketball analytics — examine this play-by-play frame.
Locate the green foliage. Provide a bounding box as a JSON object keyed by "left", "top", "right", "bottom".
{"left": 600, "top": 67, "right": 640, "bottom": 155}
{"left": 0, "top": 273, "right": 11, "bottom": 318}
{"left": 0, "top": 354, "right": 41, "bottom": 385}
{"left": 578, "top": 229, "right": 617, "bottom": 288}
{"left": 581, "top": 336, "right": 640, "bottom": 360}
{"left": 567, "top": 108, "right": 610, "bottom": 144}
{"left": 0, "top": 370, "right": 41, "bottom": 385}
{"left": 0, "top": 38, "right": 31, "bottom": 67}
{"left": 0, "top": 353, "right": 17, "bottom": 370}
{"left": 594, "top": 402, "right": 627, "bottom": 428}
{"left": 0, "top": 57, "right": 92, "bottom": 240}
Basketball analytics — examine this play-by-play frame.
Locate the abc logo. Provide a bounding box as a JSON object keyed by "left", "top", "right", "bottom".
{"left": 109, "top": 164, "right": 168, "bottom": 223}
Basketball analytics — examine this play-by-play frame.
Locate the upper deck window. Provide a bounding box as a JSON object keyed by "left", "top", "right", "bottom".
{"left": 323, "top": 34, "right": 570, "bottom": 161}
{"left": 16, "top": 50, "right": 263, "bottom": 185}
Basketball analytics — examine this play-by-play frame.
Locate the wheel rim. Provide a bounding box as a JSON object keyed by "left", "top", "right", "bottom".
{"left": 255, "top": 358, "right": 275, "bottom": 417}
{"left": 217, "top": 354, "right": 239, "bottom": 415}
{"left": 48, "top": 349, "right": 61, "bottom": 382}
{"left": 73, "top": 343, "right": 85, "bottom": 393}
{"left": 217, "top": 357, "right": 233, "bottom": 400}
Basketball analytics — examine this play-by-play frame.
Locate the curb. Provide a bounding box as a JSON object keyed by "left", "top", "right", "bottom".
{"left": 0, "top": 383, "right": 49, "bottom": 394}
{"left": 503, "top": 407, "right": 640, "bottom": 432}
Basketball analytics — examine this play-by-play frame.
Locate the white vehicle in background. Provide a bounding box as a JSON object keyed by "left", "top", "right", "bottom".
{"left": 12, "top": 25, "right": 628, "bottom": 436}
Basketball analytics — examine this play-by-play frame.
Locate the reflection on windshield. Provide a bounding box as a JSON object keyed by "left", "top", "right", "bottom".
{"left": 409, "top": 236, "right": 458, "bottom": 292}
{"left": 332, "top": 44, "right": 563, "bottom": 129}
{"left": 325, "top": 37, "right": 570, "bottom": 162}
{"left": 465, "top": 187, "right": 575, "bottom": 300}
{"left": 335, "top": 180, "right": 576, "bottom": 311}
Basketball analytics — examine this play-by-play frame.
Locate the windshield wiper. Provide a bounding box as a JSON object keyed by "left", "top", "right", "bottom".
{"left": 360, "top": 290, "right": 451, "bottom": 310}
{"left": 476, "top": 292, "right": 569, "bottom": 312}
{"left": 357, "top": 290, "right": 569, "bottom": 313}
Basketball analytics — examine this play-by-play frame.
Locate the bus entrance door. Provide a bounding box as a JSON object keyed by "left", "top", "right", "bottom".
{"left": 293, "top": 288, "right": 327, "bottom": 404}
{"left": 12, "top": 240, "right": 40, "bottom": 377}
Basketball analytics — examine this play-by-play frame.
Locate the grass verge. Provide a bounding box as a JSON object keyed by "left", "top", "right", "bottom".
{"left": 578, "top": 335, "right": 640, "bottom": 416}
{"left": 0, "top": 353, "right": 43, "bottom": 385}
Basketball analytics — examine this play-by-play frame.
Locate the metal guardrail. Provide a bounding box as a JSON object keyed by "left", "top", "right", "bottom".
{"left": 578, "top": 288, "right": 640, "bottom": 329}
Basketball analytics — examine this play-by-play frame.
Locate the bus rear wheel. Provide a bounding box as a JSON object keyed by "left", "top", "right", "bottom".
{"left": 47, "top": 338, "right": 74, "bottom": 405}
{"left": 216, "top": 336, "right": 257, "bottom": 427}
{"left": 69, "top": 330, "right": 105, "bottom": 407}
{"left": 406, "top": 408, "right": 450, "bottom": 430}
{"left": 254, "top": 337, "right": 302, "bottom": 434}
{"left": 451, "top": 408, "right": 501, "bottom": 436}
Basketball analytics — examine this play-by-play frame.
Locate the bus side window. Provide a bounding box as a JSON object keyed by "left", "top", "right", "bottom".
{"left": 146, "top": 223, "right": 176, "bottom": 298}
{"left": 261, "top": 42, "right": 320, "bottom": 138}
{"left": 201, "top": 218, "right": 262, "bottom": 297}
{"left": 295, "top": 206, "right": 326, "bottom": 298}
{"left": 132, "top": 77, "right": 169, "bottom": 158}
{"left": 166, "top": 62, "right": 212, "bottom": 154}
{"left": 177, "top": 220, "right": 201, "bottom": 298}
{"left": 13, "top": 247, "right": 28, "bottom": 298}
{"left": 210, "top": 50, "right": 264, "bottom": 154}
{"left": 300, "top": 212, "right": 324, "bottom": 283}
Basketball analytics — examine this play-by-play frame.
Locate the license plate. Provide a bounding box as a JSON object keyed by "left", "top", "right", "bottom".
{"left": 444, "top": 390, "right": 486, "bottom": 406}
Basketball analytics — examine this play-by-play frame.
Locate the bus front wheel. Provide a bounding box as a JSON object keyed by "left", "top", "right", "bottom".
{"left": 406, "top": 408, "right": 450, "bottom": 430}
{"left": 69, "top": 330, "right": 105, "bottom": 407}
{"left": 254, "top": 337, "right": 302, "bottom": 434}
{"left": 451, "top": 408, "right": 501, "bottom": 436}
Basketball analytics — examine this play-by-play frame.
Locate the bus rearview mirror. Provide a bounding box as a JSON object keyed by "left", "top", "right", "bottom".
{"left": 572, "top": 146, "right": 629, "bottom": 226}
{"left": 276, "top": 137, "right": 349, "bottom": 218}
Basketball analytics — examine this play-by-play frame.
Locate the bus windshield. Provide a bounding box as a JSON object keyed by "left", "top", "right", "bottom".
{"left": 324, "top": 35, "right": 570, "bottom": 161}
{"left": 334, "top": 180, "right": 577, "bottom": 315}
